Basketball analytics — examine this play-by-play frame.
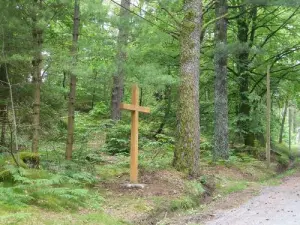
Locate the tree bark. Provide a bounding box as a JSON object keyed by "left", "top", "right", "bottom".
{"left": 279, "top": 99, "right": 288, "bottom": 143}
{"left": 173, "top": 0, "right": 202, "bottom": 177}
{"left": 289, "top": 103, "right": 292, "bottom": 151}
{"left": 66, "top": 0, "right": 80, "bottom": 160}
{"left": 0, "top": 105, "right": 7, "bottom": 148}
{"left": 111, "top": 0, "right": 130, "bottom": 121}
{"left": 213, "top": 0, "right": 229, "bottom": 160}
{"left": 0, "top": 65, "right": 8, "bottom": 149}
{"left": 293, "top": 106, "right": 296, "bottom": 133}
{"left": 266, "top": 66, "right": 271, "bottom": 167}
{"left": 236, "top": 6, "right": 257, "bottom": 147}
{"left": 31, "top": 1, "right": 43, "bottom": 153}
{"left": 154, "top": 85, "right": 172, "bottom": 138}
{"left": 91, "top": 71, "right": 98, "bottom": 110}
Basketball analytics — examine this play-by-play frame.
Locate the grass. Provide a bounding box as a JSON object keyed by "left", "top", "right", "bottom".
{"left": 0, "top": 208, "right": 127, "bottom": 225}
{"left": 170, "top": 197, "right": 197, "bottom": 211}
{"left": 220, "top": 180, "right": 249, "bottom": 194}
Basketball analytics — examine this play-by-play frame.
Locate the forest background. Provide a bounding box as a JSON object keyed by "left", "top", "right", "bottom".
{"left": 1, "top": 0, "right": 300, "bottom": 224}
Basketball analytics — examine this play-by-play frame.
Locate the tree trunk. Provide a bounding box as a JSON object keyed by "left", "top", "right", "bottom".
{"left": 91, "top": 71, "right": 98, "bottom": 110}
{"left": 0, "top": 65, "right": 8, "bottom": 149}
{"left": 111, "top": 0, "right": 130, "bottom": 120}
{"left": 279, "top": 99, "right": 288, "bottom": 143}
{"left": 236, "top": 5, "right": 255, "bottom": 146}
{"left": 289, "top": 103, "right": 292, "bottom": 151}
{"left": 213, "top": 0, "right": 229, "bottom": 160}
{"left": 66, "top": 0, "right": 80, "bottom": 160}
{"left": 31, "top": 2, "right": 43, "bottom": 153}
{"left": 0, "top": 105, "right": 7, "bottom": 148}
{"left": 293, "top": 106, "right": 297, "bottom": 133}
{"left": 173, "top": 0, "right": 202, "bottom": 177}
{"left": 154, "top": 85, "right": 172, "bottom": 138}
{"left": 266, "top": 66, "right": 271, "bottom": 167}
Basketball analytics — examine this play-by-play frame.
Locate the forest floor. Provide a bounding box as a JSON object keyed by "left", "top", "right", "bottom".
{"left": 94, "top": 154, "right": 297, "bottom": 225}
{"left": 1, "top": 145, "right": 298, "bottom": 225}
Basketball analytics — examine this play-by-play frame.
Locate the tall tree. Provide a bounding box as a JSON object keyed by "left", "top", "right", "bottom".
{"left": 111, "top": 0, "right": 130, "bottom": 120}
{"left": 213, "top": 0, "right": 229, "bottom": 160}
{"left": 0, "top": 65, "right": 8, "bottom": 148}
{"left": 173, "top": 0, "right": 201, "bottom": 177}
{"left": 31, "top": 0, "right": 44, "bottom": 153}
{"left": 234, "top": 3, "right": 259, "bottom": 146}
{"left": 66, "top": 0, "right": 80, "bottom": 160}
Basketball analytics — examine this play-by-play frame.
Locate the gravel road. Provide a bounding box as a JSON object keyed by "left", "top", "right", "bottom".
{"left": 205, "top": 175, "right": 300, "bottom": 225}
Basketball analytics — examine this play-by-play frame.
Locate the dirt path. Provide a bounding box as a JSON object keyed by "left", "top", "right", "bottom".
{"left": 205, "top": 174, "right": 300, "bottom": 225}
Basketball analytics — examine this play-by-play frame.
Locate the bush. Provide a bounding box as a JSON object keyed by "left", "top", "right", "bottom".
{"left": 277, "top": 155, "right": 290, "bottom": 169}
{"left": 104, "top": 122, "right": 131, "bottom": 155}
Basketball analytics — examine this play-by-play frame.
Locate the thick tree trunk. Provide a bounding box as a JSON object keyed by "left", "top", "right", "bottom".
{"left": 31, "top": 3, "right": 43, "bottom": 153}
{"left": 173, "top": 0, "right": 201, "bottom": 177}
{"left": 111, "top": 0, "right": 130, "bottom": 120}
{"left": 66, "top": 0, "right": 80, "bottom": 160}
{"left": 213, "top": 0, "right": 229, "bottom": 160}
{"left": 279, "top": 99, "right": 288, "bottom": 143}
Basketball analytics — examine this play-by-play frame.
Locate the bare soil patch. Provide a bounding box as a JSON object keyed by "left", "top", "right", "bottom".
{"left": 97, "top": 169, "right": 186, "bottom": 222}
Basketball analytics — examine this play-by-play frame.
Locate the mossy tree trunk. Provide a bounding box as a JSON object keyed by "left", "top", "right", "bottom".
{"left": 235, "top": 5, "right": 257, "bottom": 147}
{"left": 111, "top": 0, "right": 130, "bottom": 121}
{"left": 213, "top": 0, "right": 229, "bottom": 160}
{"left": 173, "top": 0, "right": 201, "bottom": 177}
{"left": 31, "top": 0, "right": 43, "bottom": 153}
{"left": 66, "top": 0, "right": 80, "bottom": 160}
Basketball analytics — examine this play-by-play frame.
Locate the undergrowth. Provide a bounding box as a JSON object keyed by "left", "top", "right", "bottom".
{"left": 0, "top": 154, "right": 102, "bottom": 213}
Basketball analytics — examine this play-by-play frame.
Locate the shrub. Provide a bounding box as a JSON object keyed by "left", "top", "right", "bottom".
{"left": 104, "top": 122, "right": 131, "bottom": 155}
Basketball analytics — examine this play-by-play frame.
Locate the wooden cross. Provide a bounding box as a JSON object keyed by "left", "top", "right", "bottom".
{"left": 120, "top": 84, "right": 150, "bottom": 183}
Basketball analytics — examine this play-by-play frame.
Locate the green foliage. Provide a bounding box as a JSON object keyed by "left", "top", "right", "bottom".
{"left": 185, "top": 180, "right": 205, "bottom": 201}
{"left": 104, "top": 122, "right": 131, "bottom": 155}
{"left": 0, "top": 183, "right": 102, "bottom": 212}
{"left": 170, "top": 197, "right": 197, "bottom": 211}
{"left": 89, "top": 102, "right": 109, "bottom": 118}
{"left": 221, "top": 181, "right": 249, "bottom": 194}
{"left": 0, "top": 164, "right": 103, "bottom": 212}
{"left": 19, "top": 151, "right": 40, "bottom": 168}
{"left": 277, "top": 154, "right": 290, "bottom": 168}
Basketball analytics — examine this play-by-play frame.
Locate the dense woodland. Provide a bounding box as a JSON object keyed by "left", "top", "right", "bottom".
{"left": 1, "top": 0, "right": 300, "bottom": 224}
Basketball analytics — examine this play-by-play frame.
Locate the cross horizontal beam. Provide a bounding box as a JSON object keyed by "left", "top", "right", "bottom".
{"left": 120, "top": 103, "right": 150, "bottom": 114}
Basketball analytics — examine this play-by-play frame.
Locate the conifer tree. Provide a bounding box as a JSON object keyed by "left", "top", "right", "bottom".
{"left": 173, "top": 0, "right": 202, "bottom": 177}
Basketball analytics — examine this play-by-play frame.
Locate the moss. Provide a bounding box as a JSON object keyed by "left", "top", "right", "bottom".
{"left": 20, "top": 152, "right": 40, "bottom": 168}
{"left": 0, "top": 169, "right": 12, "bottom": 181}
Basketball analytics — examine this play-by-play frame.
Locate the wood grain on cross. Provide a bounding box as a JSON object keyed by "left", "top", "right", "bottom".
{"left": 120, "top": 84, "right": 150, "bottom": 183}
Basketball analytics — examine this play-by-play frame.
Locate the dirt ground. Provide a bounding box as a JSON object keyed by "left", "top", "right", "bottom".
{"left": 98, "top": 169, "right": 187, "bottom": 223}
{"left": 97, "top": 162, "right": 279, "bottom": 224}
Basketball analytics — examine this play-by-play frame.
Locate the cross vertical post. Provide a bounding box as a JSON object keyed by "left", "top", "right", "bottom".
{"left": 130, "top": 85, "right": 139, "bottom": 183}
{"left": 120, "top": 84, "right": 150, "bottom": 183}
